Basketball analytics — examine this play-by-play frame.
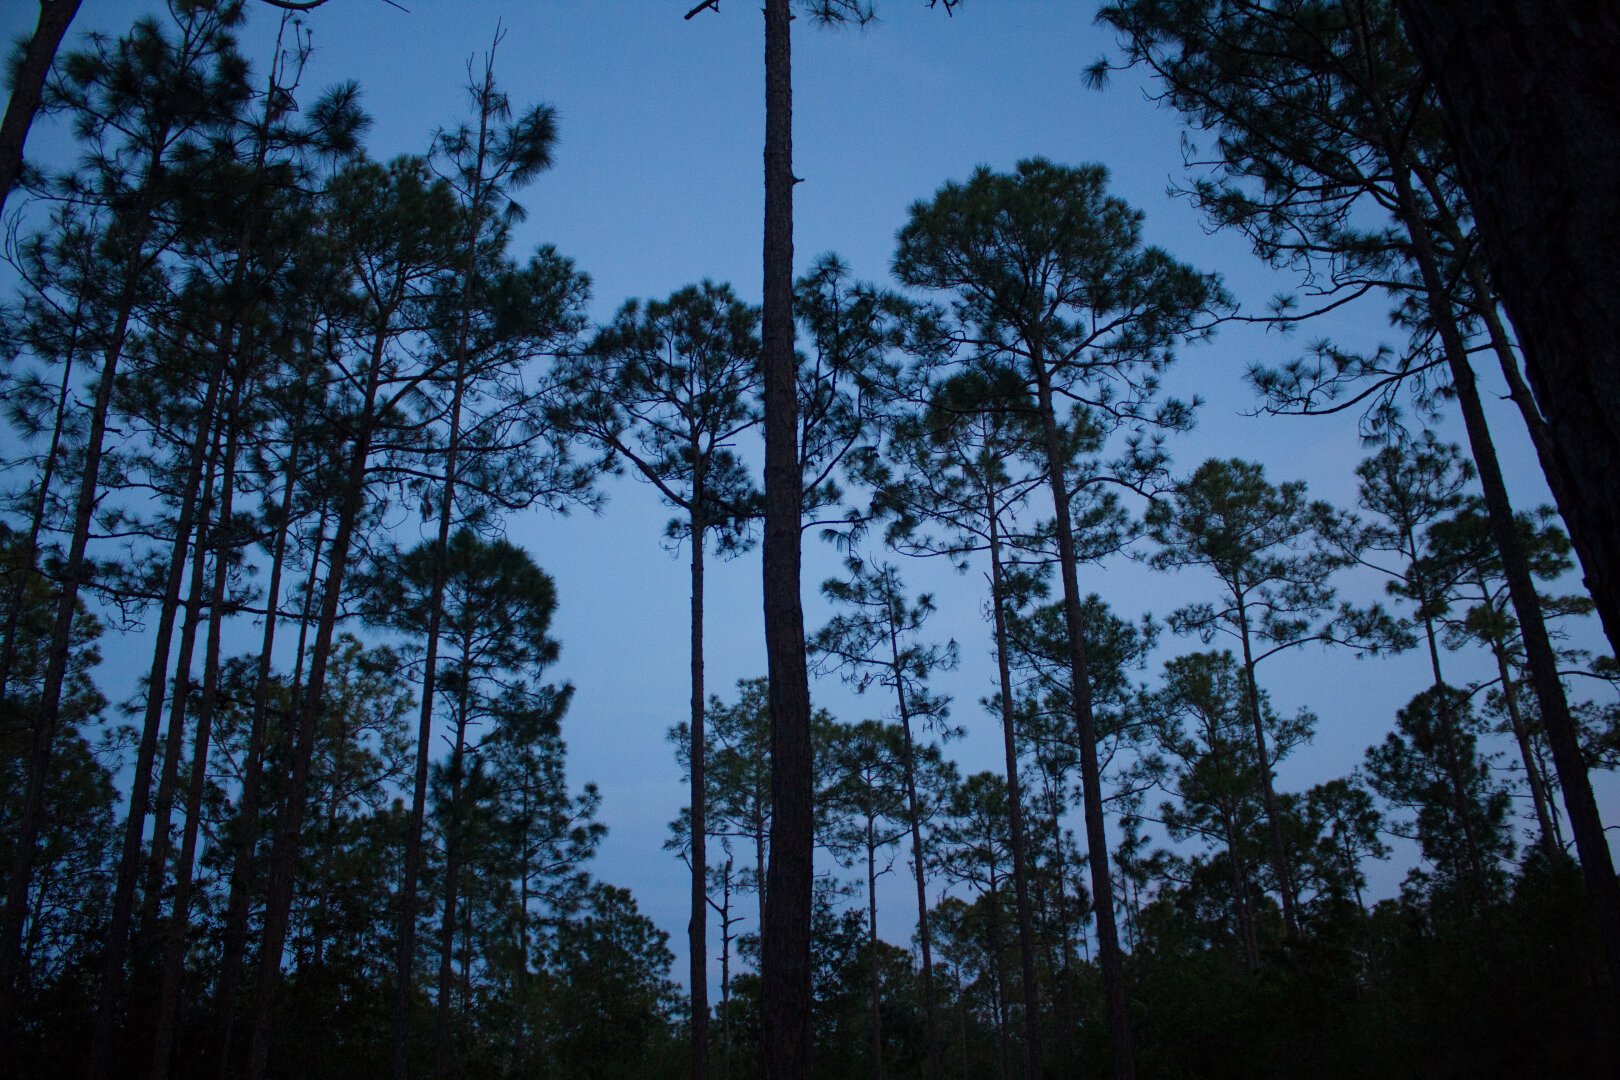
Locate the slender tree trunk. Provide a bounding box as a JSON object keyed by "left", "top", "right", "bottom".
{"left": 1233, "top": 606, "right": 1301, "bottom": 939}
{"left": 142, "top": 436, "right": 222, "bottom": 938}
{"left": 0, "top": 304, "right": 82, "bottom": 699}
{"left": 759, "top": 0, "right": 813, "bottom": 1075}
{"left": 151, "top": 374, "right": 244, "bottom": 1080}
{"left": 956, "top": 966, "right": 970, "bottom": 1080}
{"left": 514, "top": 780, "right": 531, "bottom": 1074}
{"left": 246, "top": 327, "right": 388, "bottom": 1080}
{"left": 719, "top": 860, "right": 733, "bottom": 1080}
{"left": 0, "top": 248, "right": 147, "bottom": 1029}
{"left": 0, "top": 0, "right": 83, "bottom": 216}
{"left": 434, "top": 703, "right": 471, "bottom": 1079}
{"left": 1418, "top": 615, "right": 1492, "bottom": 904}
{"left": 392, "top": 72, "right": 498, "bottom": 1067}
{"left": 1390, "top": 163, "right": 1620, "bottom": 997}
{"left": 214, "top": 427, "right": 301, "bottom": 1077}
{"left": 1206, "top": 724, "right": 1259, "bottom": 968}
{"left": 1482, "top": 604, "right": 1561, "bottom": 860}
{"left": 986, "top": 497, "right": 1042, "bottom": 1078}
{"left": 1029, "top": 348, "right": 1134, "bottom": 1078}
{"left": 866, "top": 820, "right": 884, "bottom": 1080}
{"left": 1398, "top": 0, "right": 1620, "bottom": 658}
{"left": 689, "top": 471, "right": 710, "bottom": 1080}
{"left": 887, "top": 632, "right": 938, "bottom": 1073}
{"left": 986, "top": 883, "right": 1010, "bottom": 1080}
{"left": 1042, "top": 775, "right": 1078, "bottom": 1069}
{"left": 393, "top": 355, "right": 469, "bottom": 1080}
{"left": 86, "top": 354, "right": 225, "bottom": 1080}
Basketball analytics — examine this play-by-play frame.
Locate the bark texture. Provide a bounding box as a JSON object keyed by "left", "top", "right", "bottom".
{"left": 759, "top": 1, "right": 813, "bottom": 1076}
{"left": 1398, "top": 1, "right": 1620, "bottom": 656}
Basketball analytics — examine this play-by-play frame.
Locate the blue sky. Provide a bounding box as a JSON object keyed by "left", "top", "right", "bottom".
{"left": 4, "top": 0, "right": 1610, "bottom": 988}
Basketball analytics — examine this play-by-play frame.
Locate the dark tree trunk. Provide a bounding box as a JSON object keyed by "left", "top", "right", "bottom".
{"left": 689, "top": 475, "right": 710, "bottom": 1080}
{"left": 1390, "top": 162, "right": 1620, "bottom": 997}
{"left": 759, "top": 0, "right": 813, "bottom": 1076}
{"left": 150, "top": 375, "right": 244, "bottom": 1080}
{"left": 0, "top": 250, "right": 145, "bottom": 1031}
{"left": 1030, "top": 350, "right": 1135, "bottom": 1079}
{"left": 1234, "top": 610, "right": 1301, "bottom": 939}
{"left": 865, "top": 819, "right": 883, "bottom": 1080}
{"left": 986, "top": 497, "right": 1042, "bottom": 1079}
{"left": 394, "top": 349, "right": 469, "bottom": 1080}
{"left": 888, "top": 634, "right": 938, "bottom": 1073}
{"left": 0, "top": 297, "right": 83, "bottom": 699}
{"left": 0, "top": 0, "right": 83, "bottom": 216}
{"left": 213, "top": 427, "right": 301, "bottom": 1077}
{"left": 434, "top": 704, "right": 472, "bottom": 1079}
{"left": 1482, "top": 617, "right": 1560, "bottom": 859}
{"left": 1398, "top": 0, "right": 1620, "bottom": 659}
{"left": 86, "top": 354, "right": 225, "bottom": 1080}
{"left": 246, "top": 329, "right": 388, "bottom": 1080}
{"left": 141, "top": 442, "right": 220, "bottom": 939}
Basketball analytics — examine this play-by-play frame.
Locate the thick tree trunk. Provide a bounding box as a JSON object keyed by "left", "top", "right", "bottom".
{"left": 1397, "top": 0, "right": 1620, "bottom": 658}
{"left": 759, "top": 0, "right": 813, "bottom": 1076}
{"left": 1031, "top": 351, "right": 1135, "bottom": 1079}
{"left": 0, "top": 0, "right": 83, "bottom": 216}
{"left": 986, "top": 499, "right": 1042, "bottom": 1079}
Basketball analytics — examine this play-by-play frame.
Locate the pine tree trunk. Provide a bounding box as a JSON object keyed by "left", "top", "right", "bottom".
{"left": 434, "top": 699, "right": 472, "bottom": 1079}
{"left": 246, "top": 327, "right": 388, "bottom": 1080}
{"left": 987, "top": 881, "right": 1010, "bottom": 1080}
{"left": 986, "top": 496, "right": 1043, "bottom": 1078}
{"left": 0, "top": 0, "right": 83, "bottom": 216}
{"left": 1397, "top": 0, "right": 1620, "bottom": 657}
{"left": 759, "top": 0, "right": 813, "bottom": 1075}
{"left": 866, "top": 820, "right": 884, "bottom": 1080}
{"left": 1390, "top": 163, "right": 1620, "bottom": 997}
{"left": 0, "top": 299, "right": 83, "bottom": 698}
{"left": 1234, "top": 607, "right": 1301, "bottom": 938}
{"left": 1206, "top": 724, "right": 1258, "bottom": 968}
{"left": 689, "top": 473, "right": 710, "bottom": 1080}
{"left": 393, "top": 351, "right": 469, "bottom": 1080}
{"left": 141, "top": 440, "right": 221, "bottom": 940}
{"left": 1482, "top": 620, "right": 1560, "bottom": 860}
{"left": 87, "top": 355, "right": 226, "bottom": 1080}
{"left": 1030, "top": 348, "right": 1135, "bottom": 1078}
{"left": 888, "top": 631, "right": 938, "bottom": 1073}
{"left": 0, "top": 251, "right": 147, "bottom": 1028}
{"left": 214, "top": 426, "right": 301, "bottom": 1077}
{"left": 150, "top": 374, "right": 244, "bottom": 1080}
